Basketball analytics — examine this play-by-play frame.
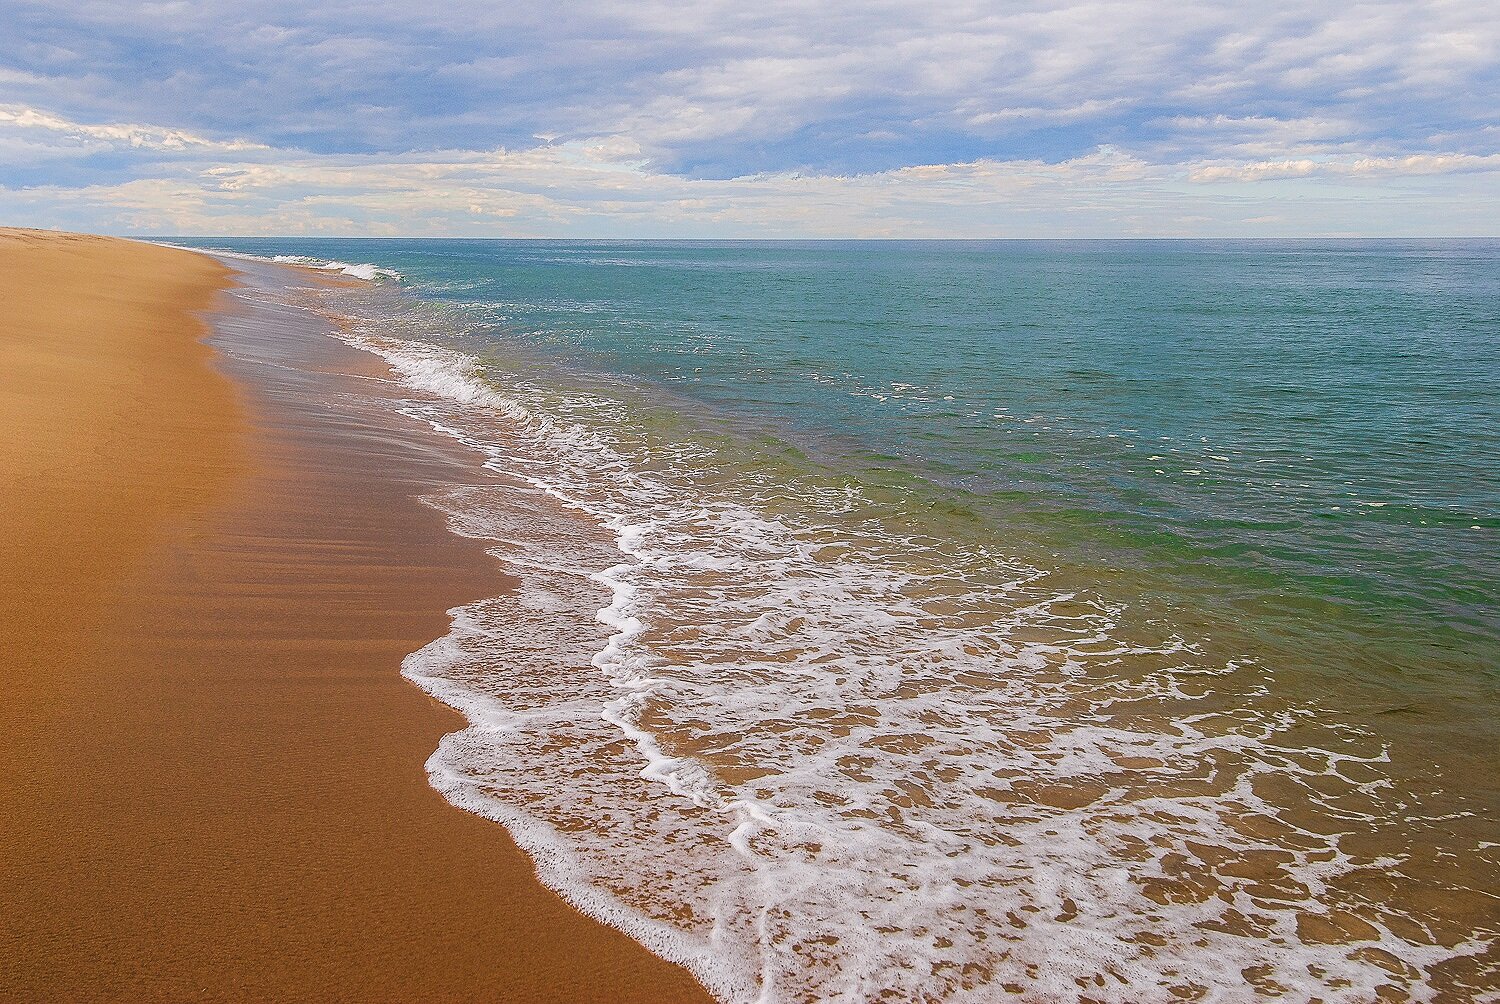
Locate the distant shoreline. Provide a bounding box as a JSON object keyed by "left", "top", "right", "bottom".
{"left": 141, "top": 233, "right": 1500, "bottom": 243}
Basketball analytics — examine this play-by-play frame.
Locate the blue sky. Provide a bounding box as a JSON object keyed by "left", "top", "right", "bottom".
{"left": 1, "top": 0, "right": 1496, "bottom": 236}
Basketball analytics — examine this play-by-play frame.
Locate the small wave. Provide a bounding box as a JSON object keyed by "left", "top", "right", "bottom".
{"left": 267, "top": 254, "right": 399, "bottom": 282}
{"left": 341, "top": 331, "right": 526, "bottom": 417}
{"left": 156, "top": 242, "right": 401, "bottom": 282}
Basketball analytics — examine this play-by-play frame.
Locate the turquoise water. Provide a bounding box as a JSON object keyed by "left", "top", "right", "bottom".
{"left": 186, "top": 239, "right": 1500, "bottom": 1001}
{"left": 192, "top": 238, "right": 1499, "bottom": 676}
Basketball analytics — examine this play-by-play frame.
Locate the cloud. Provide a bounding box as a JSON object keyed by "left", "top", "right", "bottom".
{"left": 1, "top": 0, "right": 1497, "bottom": 233}
{"left": 1189, "top": 152, "right": 1500, "bottom": 182}
{"left": 0, "top": 102, "right": 266, "bottom": 154}
{"left": 4, "top": 105, "right": 1497, "bottom": 238}
{"left": 5, "top": 1, "right": 1497, "bottom": 169}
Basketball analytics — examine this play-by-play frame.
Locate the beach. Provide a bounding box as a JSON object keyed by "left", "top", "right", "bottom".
{"left": 3, "top": 229, "right": 1495, "bottom": 1002}
{"left": 0, "top": 229, "right": 710, "bottom": 1003}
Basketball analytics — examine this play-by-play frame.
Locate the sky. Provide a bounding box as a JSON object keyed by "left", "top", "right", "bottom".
{"left": 0, "top": 0, "right": 1496, "bottom": 237}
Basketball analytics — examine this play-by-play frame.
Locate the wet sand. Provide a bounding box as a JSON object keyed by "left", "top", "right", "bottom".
{"left": 0, "top": 229, "right": 710, "bottom": 1002}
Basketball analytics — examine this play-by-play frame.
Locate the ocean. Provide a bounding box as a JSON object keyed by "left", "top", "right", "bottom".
{"left": 172, "top": 238, "right": 1499, "bottom": 1002}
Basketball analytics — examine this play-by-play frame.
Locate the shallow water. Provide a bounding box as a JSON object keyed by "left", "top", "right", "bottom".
{"left": 176, "top": 239, "right": 1499, "bottom": 1002}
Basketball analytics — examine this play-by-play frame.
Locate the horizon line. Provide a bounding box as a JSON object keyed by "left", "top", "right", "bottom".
{"left": 133, "top": 233, "right": 1500, "bottom": 242}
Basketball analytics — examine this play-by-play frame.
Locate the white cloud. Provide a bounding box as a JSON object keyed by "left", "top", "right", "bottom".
{"left": 0, "top": 102, "right": 266, "bottom": 154}
{"left": 1190, "top": 152, "right": 1500, "bottom": 182}
{"left": 7, "top": 0, "right": 1497, "bottom": 173}
{"left": 2, "top": 107, "right": 1493, "bottom": 239}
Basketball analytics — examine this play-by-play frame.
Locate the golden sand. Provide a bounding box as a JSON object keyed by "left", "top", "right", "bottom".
{"left": 0, "top": 229, "right": 710, "bottom": 1002}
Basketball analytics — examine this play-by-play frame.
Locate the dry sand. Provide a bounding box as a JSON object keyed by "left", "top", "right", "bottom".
{"left": 0, "top": 229, "right": 711, "bottom": 1002}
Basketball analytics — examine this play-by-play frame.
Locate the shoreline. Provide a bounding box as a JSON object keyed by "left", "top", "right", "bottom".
{"left": 0, "top": 229, "right": 710, "bottom": 1002}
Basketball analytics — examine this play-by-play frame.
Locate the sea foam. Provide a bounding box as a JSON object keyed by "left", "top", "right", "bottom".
{"left": 159, "top": 243, "right": 401, "bottom": 282}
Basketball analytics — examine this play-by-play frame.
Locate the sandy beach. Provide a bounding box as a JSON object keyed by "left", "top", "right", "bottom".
{"left": 0, "top": 229, "right": 710, "bottom": 1002}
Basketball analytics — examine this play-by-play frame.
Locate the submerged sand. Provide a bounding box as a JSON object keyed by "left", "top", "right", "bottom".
{"left": 0, "top": 229, "right": 709, "bottom": 1002}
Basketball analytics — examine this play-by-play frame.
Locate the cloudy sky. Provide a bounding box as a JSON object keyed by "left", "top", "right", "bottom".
{"left": 1, "top": 0, "right": 1496, "bottom": 237}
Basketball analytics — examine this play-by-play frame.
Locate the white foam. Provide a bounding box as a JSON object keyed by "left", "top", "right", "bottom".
{"left": 342, "top": 332, "right": 527, "bottom": 417}
{"left": 280, "top": 280, "right": 1488, "bottom": 1003}
{"left": 155, "top": 242, "right": 401, "bottom": 282}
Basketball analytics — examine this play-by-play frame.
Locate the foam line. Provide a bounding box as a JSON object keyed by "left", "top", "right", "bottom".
{"left": 155, "top": 242, "right": 401, "bottom": 282}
